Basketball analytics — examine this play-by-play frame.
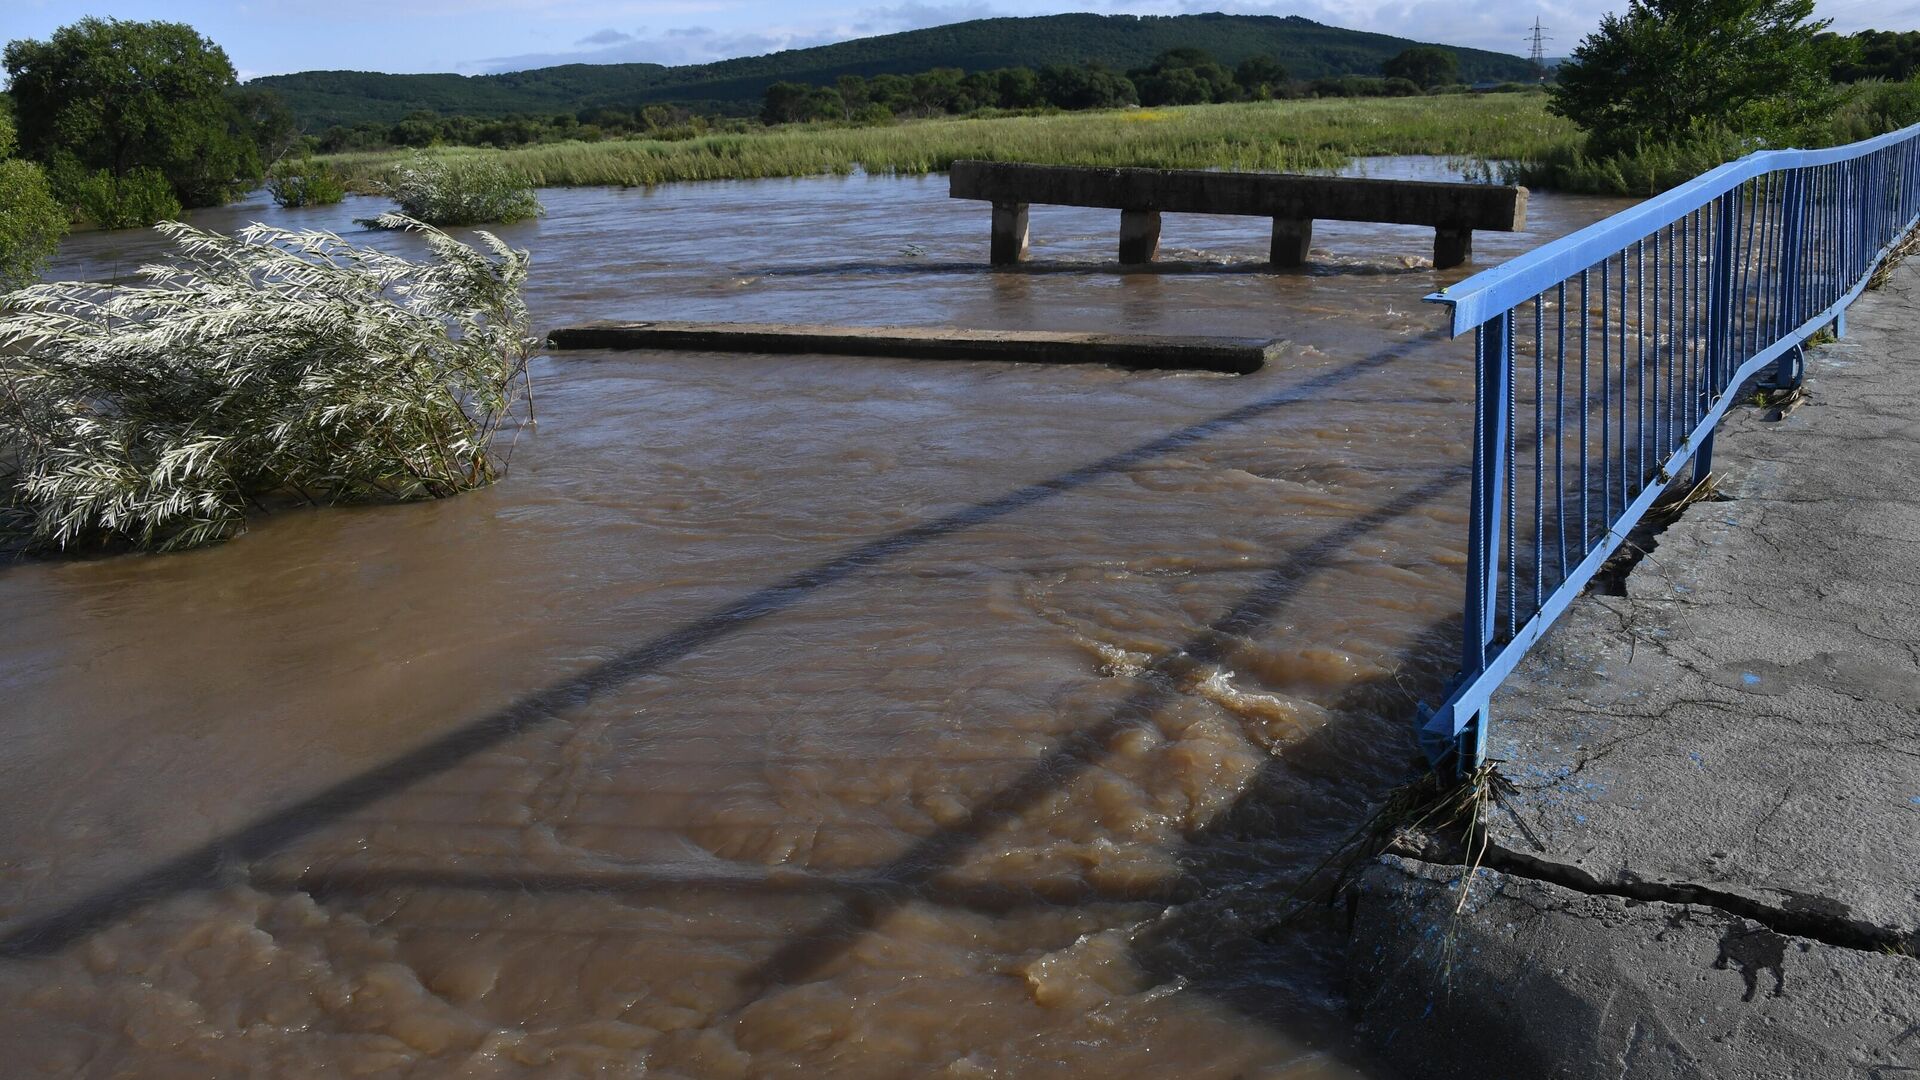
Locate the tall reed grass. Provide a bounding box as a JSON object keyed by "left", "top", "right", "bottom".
{"left": 0, "top": 218, "right": 536, "bottom": 551}
{"left": 319, "top": 96, "right": 1583, "bottom": 190}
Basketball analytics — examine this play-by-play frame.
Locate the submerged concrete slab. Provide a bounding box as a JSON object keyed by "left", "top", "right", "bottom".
{"left": 546, "top": 321, "right": 1284, "bottom": 374}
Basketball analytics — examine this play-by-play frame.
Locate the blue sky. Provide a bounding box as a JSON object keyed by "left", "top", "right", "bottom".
{"left": 2, "top": 0, "right": 1913, "bottom": 80}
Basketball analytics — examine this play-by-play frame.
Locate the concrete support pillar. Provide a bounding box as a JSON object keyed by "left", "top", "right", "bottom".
{"left": 1271, "top": 217, "right": 1313, "bottom": 268}
{"left": 990, "top": 202, "right": 1030, "bottom": 265}
{"left": 1434, "top": 227, "right": 1474, "bottom": 269}
{"left": 1118, "top": 209, "right": 1162, "bottom": 264}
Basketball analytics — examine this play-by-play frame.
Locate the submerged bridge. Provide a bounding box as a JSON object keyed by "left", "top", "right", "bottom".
{"left": 948, "top": 159, "right": 1528, "bottom": 268}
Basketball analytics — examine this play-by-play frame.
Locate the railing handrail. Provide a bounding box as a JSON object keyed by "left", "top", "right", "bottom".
{"left": 1431, "top": 121, "right": 1920, "bottom": 336}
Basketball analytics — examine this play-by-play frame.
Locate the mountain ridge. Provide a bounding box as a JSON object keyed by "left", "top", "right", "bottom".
{"left": 253, "top": 13, "right": 1536, "bottom": 130}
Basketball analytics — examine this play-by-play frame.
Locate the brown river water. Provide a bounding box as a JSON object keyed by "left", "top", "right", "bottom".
{"left": 0, "top": 161, "right": 1629, "bottom": 1078}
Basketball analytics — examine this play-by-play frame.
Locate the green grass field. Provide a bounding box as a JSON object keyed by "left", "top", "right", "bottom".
{"left": 318, "top": 94, "right": 1582, "bottom": 190}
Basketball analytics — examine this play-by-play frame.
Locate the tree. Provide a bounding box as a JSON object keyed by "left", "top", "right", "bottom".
{"left": 4, "top": 18, "right": 263, "bottom": 210}
{"left": 1037, "top": 63, "right": 1137, "bottom": 110}
{"left": 761, "top": 81, "right": 812, "bottom": 125}
{"left": 0, "top": 112, "right": 67, "bottom": 290}
{"left": 1235, "top": 56, "right": 1291, "bottom": 99}
{"left": 1383, "top": 46, "right": 1459, "bottom": 89}
{"left": 1550, "top": 0, "right": 1845, "bottom": 154}
{"left": 1131, "top": 48, "right": 1235, "bottom": 106}
{"left": 991, "top": 68, "right": 1041, "bottom": 109}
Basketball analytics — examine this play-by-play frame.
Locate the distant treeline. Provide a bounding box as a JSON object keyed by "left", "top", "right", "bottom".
{"left": 1826, "top": 29, "right": 1920, "bottom": 83}
{"left": 253, "top": 13, "right": 1542, "bottom": 130}
{"left": 309, "top": 47, "right": 1510, "bottom": 154}
{"left": 311, "top": 105, "right": 739, "bottom": 154}
{"left": 758, "top": 46, "right": 1478, "bottom": 124}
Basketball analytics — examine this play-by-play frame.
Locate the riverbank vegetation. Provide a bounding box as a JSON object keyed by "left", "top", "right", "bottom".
{"left": 0, "top": 114, "right": 65, "bottom": 291}
{"left": 1522, "top": 0, "right": 1920, "bottom": 195}
{"left": 266, "top": 156, "right": 347, "bottom": 208}
{"left": 360, "top": 155, "right": 544, "bottom": 227}
{"left": 3, "top": 18, "right": 295, "bottom": 229}
{"left": 0, "top": 220, "right": 536, "bottom": 552}
{"left": 316, "top": 93, "right": 1579, "bottom": 190}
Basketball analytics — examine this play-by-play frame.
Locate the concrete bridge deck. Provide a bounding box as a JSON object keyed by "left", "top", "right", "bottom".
{"left": 948, "top": 159, "right": 1527, "bottom": 269}
{"left": 1348, "top": 259, "right": 1920, "bottom": 1078}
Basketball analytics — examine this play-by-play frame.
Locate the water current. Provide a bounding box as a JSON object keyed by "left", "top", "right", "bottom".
{"left": 0, "top": 160, "right": 1630, "bottom": 1078}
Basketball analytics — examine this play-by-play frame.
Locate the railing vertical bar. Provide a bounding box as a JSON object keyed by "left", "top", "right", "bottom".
{"left": 1534, "top": 294, "right": 1545, "bottom": 613}
{"left": 1555, "top": 280, "right": 1568, "bottom": 582}
{"left": 1579, "top": 268, "right": 1590, "bottom": 550}
{"left": 1506, "top": 308, "right": 1518, "bottom": 641}
{"left": 1617, "top": 249, "right": 1628, "bottom": 507}
{"left": 1663, "top": 223, "right": 1676, "bottom": 457}
{"left": 1635, "top": 238, "right": 1647, "bottom": 488}
{"left": 1601, "top": 256, "right": 1612, "bottom": 525}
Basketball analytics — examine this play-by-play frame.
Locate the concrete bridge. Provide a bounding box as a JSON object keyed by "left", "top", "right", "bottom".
{"left": 947, "top": 160, "right": 1528, "bottom": 269}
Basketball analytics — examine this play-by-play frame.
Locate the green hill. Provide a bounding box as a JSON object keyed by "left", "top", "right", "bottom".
{"left": 254, "top": 13, "right": 1536, "bottom": 129}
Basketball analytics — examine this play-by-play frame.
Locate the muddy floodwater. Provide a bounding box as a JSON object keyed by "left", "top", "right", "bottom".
{"left": 0, "top": 162, "right": 1630, "bottom": 1078}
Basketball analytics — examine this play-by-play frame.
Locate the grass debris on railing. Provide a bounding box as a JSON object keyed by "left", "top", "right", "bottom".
{"left": 361, "top": 154, "right": 544, "bottom": 227}
{"left": 0, "top": 217, "right": 536, "bottom": 552}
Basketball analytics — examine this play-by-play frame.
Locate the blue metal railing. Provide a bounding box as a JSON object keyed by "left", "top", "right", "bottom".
{"left": 1420, "top": 122, "right": 1920, "bottom": 771}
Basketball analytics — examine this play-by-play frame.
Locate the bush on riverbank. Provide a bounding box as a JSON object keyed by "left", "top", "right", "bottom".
{"left": 1508, "top": 79, "right": 1920, "bottom": 197}
{"left": 0, "top": 219, "right": 536, "bottom": 552}
{"left": 266, "top": 156, "right": 347, "bottom": 207}
{"left": 52, "top": 164, "right": 184, "bottom": 230}
{"left": 0, "top": 114, "right": 66, "bottom": 290}
{"left": 365, "top": 154, "right": 543, "bottom": 227}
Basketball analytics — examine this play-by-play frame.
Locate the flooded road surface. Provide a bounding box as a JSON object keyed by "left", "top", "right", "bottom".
{"left": 0, "top": 162, "right": 1630, "bottom": 1077}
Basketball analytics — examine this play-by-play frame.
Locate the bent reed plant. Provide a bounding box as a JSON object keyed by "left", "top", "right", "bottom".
{"left": 0, "top": 216, "right": 536, "bottom": 552}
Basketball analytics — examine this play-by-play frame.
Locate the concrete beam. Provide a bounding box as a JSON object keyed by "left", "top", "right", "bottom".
{"left": 989, "top": 201, "right": 1029, "bottom": 265}
{"left": 950, "top": 159, "right": 1526, "bottom": 231}
{"left": 547, "top": 321, "right": 1287, "bottom": 374}
{"left": 1118, "top": 209, "right": 1161, "bottom": 264}
{"left": 1270, "top": 217, "right": 1312, "bottom": 268}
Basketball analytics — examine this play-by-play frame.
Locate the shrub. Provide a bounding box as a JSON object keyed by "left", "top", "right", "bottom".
{"left": 0, "top": 217, "right": 535, "bottom": 551}
{"left": 367, "top": 154, "right": 543, "bottom": 227}
{"left": 1827, "top": 78, "right": 1920, "bottom": 143}
{"left": 0, "top": 113, "right": 67, "bottom": 291}
{"left": 55, "top": 164, "right": 183, "bottom": 230}
{"left": 266, "top": 156, "right": 348, "bottom": 207}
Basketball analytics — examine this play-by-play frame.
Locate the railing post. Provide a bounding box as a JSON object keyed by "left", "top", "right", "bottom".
{"left": 1698, "top": 194, "right": 1738, "bottom": 482}
{"left": 1448, "top": 310, "right": 1513, "bottom": 770}
{"left": 1773, "top": 170, "right": 1807, "bottom": 390}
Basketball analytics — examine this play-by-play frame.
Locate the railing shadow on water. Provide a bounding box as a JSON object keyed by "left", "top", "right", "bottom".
{"left": 1419, "top": 121, "right": 1920, "bottom": 773}
{"left": 0, "top": 327, "right": 1454, "bottom": 960}
{"left": 247, "top": 470, "right": 1473, "bottom": 1072}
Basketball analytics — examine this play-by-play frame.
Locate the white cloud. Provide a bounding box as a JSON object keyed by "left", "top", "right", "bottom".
{"left": 853, "top": 1, "right": 1003, "bottom": 33}
{"left": 473, "top": 23, "right": 853, "bottom": 71}
{"left": 576, "top": 28, "right": 639, "bottom": 45}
